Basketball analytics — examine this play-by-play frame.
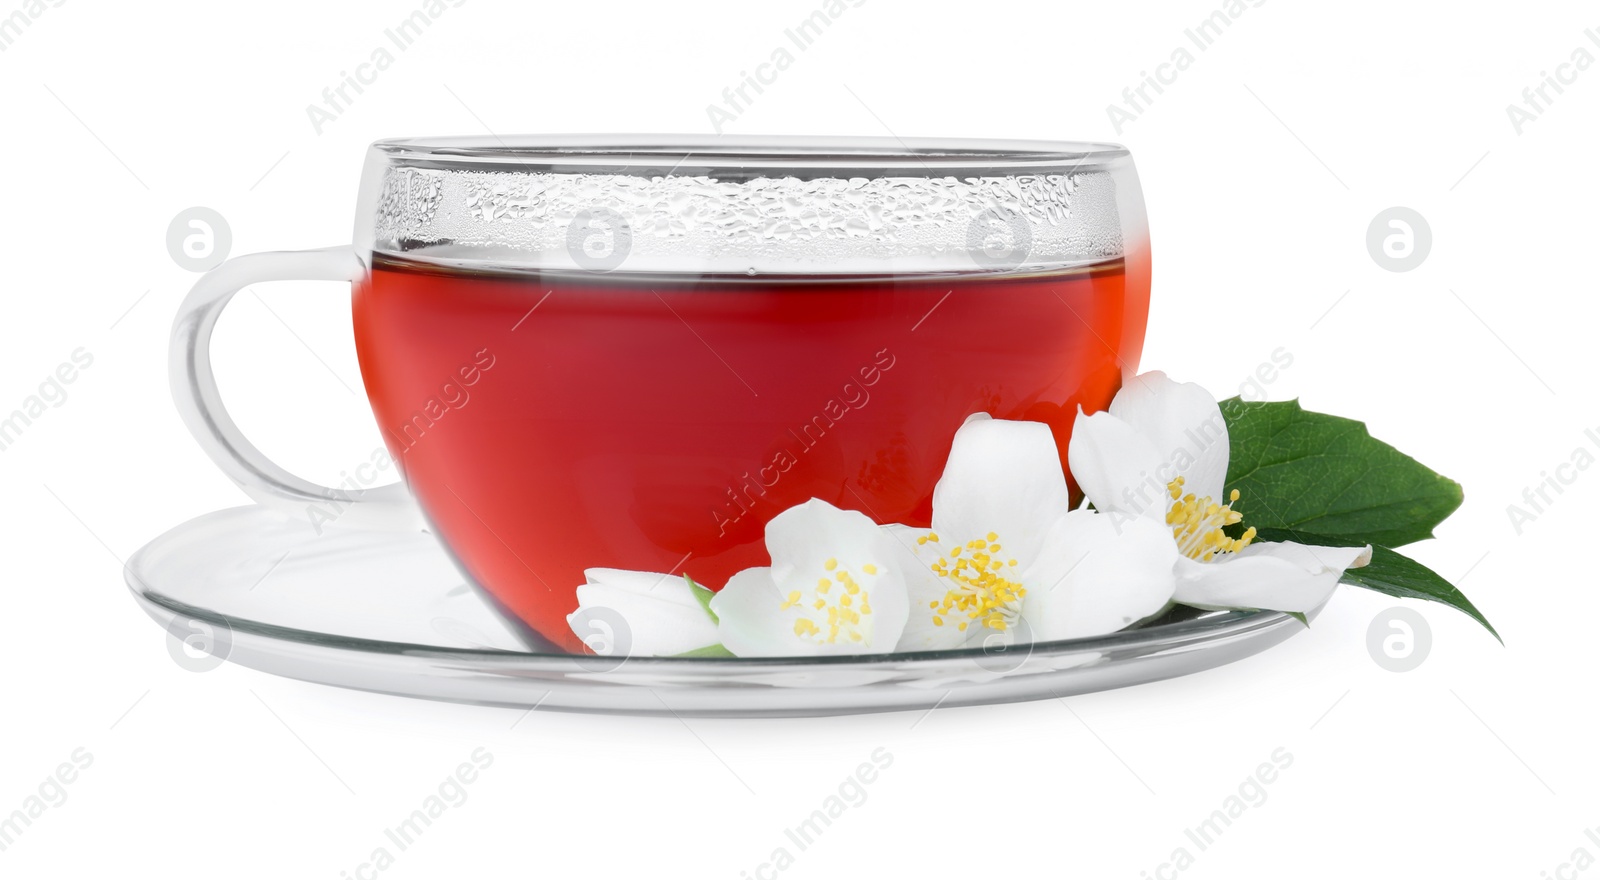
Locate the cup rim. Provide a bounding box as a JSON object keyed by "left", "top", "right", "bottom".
{"left": 369, "top": 134, "right": 1130, "bottom": 177}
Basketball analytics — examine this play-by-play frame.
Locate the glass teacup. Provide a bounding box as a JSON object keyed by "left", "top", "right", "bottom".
{"left": 172, "top": 135, "right": 1151, "bottom": 651}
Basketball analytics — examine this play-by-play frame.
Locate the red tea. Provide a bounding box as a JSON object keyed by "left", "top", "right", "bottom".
{"left": 354, "top": 256, "right": 1147, "bottom": 650}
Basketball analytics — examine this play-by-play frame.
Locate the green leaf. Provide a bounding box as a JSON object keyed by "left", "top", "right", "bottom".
{"left": 1220, "top": 398, "right": 1463, "bottom": 548}
{"left": 673, "top": 643, "right": 736, "bottom": 658}
{"left": 1342, "top": 549, "right": 1502, "bottom": 644}
{"left": 685, "top": 574, "right": 718, "bottom": 624}
{"left": 1255, "top": 528, "right": 1500, "bottom": 643}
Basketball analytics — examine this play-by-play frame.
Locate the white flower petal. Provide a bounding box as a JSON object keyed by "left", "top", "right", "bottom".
{"left": 714, "top": 500, "right": 911, "bottom": 656}
{"left": 1068, "top": 408, "right": 1168, "bottom": 520}
{"left": 930, "top": 416, "right": 1073, "bottom": 565}
{"left": 581, "top": 568, "right": 703, "bottom": 607}
{"left": 1021, "top": 510, "right": 1179, "bottom": 640}
{"left": 885, "top": 524, "right": 974, "bottom": 652}
{"left": 568, "top": 569, "right": 719, "bottom": 657}
{"left": 765, "top": 499, "right": 887, "bottom": 582}
{"left": 1174, "top": 541, "right": 1372, "bottom": 613}
{"left": 708, "top": 567, "right": 803, "bottom": 657}
{"left": 1107, "top": 371, "right": 1230, "bottom": 503}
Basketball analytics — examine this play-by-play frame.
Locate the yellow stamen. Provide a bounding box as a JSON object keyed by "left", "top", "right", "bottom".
{"left": 1164, "top": 476, "right": 1256, "bottom": 561}
{"left": 782, "top": 555, "right": 880, "bottom": 646}
{"left": 922, "top": 529, "right": 1026, "bottom": 635}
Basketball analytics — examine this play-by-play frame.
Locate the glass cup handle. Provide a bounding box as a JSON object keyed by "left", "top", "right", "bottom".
{"left": 170, "top": 245, "right": 424, "bottom": 531}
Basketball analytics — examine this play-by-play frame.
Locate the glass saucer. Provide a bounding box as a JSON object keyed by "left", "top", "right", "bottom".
{"left": 124, "top": 505, "right": 1315, "bottom": 718}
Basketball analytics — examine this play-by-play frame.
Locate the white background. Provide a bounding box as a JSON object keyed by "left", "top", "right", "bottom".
{"left": 1, "top": 0, "right": 1594, "bottom": 876}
